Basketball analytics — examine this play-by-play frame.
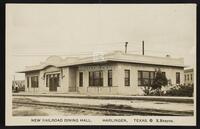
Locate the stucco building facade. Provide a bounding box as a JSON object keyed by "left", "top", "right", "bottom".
{"left": 184, "top": 68, "right": 194, "bottom": 85}
{"left": 19, "top": 51, "right": 184, "bottom": 95}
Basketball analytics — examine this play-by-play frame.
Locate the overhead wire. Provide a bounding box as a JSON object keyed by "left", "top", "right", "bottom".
{"left": 13, "top": 41, "right": 171, "bottom": 57}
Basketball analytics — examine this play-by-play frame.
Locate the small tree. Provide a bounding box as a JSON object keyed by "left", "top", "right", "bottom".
{"left": 151, "top": 69, "right": 168, "bottom": 95}
{"left": 142, "top": 69, "right": 168, "bottom": 96}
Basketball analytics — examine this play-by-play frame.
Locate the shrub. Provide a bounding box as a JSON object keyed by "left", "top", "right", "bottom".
{"left": 142, "top": 69, "right": 168, "bottom": 96}
{"left": 165, "top": 84, "right": 194, "bottom": 97}
{"left": 143, "top": 86, "right": 152, "bottom": 96}
{"left": 143, "top": 88, "right": 165, "bottom": 96}
{"left": 149, "top": 89, "right": 165, "bottom": 96}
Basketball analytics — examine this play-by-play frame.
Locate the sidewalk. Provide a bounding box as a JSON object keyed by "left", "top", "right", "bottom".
{"left": 13, "top": 92, "right": 194, "bottom": 103}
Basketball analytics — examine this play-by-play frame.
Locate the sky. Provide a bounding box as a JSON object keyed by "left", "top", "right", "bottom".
{"left": 6, "top": 4, "right": 196, "bottom": 80}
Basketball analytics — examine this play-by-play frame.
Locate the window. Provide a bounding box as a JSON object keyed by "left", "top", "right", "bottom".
{"left": 27, "top": 77, "right": 29, "bottom": 88}
{"left": 89, "top": 71, "right": 103, "bottom": 86}
{"left": 79, "top": 72, "right": 83, "bottom": 87}
{"left": 31, "top": 76, "right": 38, "bottom": 88}
{"left": 162, "top": 72, "right": 166, "bottom": 76}
{"left": 46, "top": 75, "right": 49, "bottom": 87}
{"left": 191, "top": 74, "right": 192, "bottom": 81}
{"left": 138, "top": 71, "right": 155, "bottom": 86}
{"left": 108, "top": 70, "right": 112, "bottom": 86}
{"left": 176, "top": 72, "right": 180, "bottom": 84}
{"left": 125, "top": 70, "right": 130, "bottom": 86}
{"left": 187, "top": 74, "right": 189, "bottom": 81}
{"left": 184, "top": 75, "right": 186, "bottom": 81}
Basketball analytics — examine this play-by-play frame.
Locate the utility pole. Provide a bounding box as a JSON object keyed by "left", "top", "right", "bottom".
{"left": 125, "top": 42, "right": 128, "bottom": 53}
{"left": 142, "top": 40, "right": 144, "bottom": 55}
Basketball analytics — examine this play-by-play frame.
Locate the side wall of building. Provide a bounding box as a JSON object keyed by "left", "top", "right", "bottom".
{"left": 25, "top": 63, "right": 184, "bottom": 95}
{"left": 76, "top": 64, "right": 122, "bottom": 95}
{"left": 184, "top": 70, "right": 194, "bottom": 85}
{"left": 117, "top": 63, "right": 184, "bottom": 95}
{"left": 75, "top": 62, "right": 184, "bottom": 95}
{"left": 25, "top": 71, "right": 40, "bottom": 92}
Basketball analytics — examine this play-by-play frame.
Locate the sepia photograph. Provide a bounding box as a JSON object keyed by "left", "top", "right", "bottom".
{"left": 6, "top": 4, "right": 196, "bottom": 126}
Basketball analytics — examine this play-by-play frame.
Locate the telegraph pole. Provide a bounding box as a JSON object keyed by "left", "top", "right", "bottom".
{"left": 125, "top": 42, "right": 128, "bottom": 53}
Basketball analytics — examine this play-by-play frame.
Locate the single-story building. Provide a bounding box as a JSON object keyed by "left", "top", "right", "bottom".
{"left": 18, "top": 51, "right": 184, "bottom": 95}
{"left": 184, "top": 68, "right": 194, "bottom": 85}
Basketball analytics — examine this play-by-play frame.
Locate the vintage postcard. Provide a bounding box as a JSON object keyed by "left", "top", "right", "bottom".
{"left": 6, "top": 4, "right": 196, "bottom": 126}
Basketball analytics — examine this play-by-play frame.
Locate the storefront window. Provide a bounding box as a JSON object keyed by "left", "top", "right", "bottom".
{"left": 138, "top": 71, "right": 155, "bottom": 86}
{"left": 89, "top": 71, "right": 103, "bottom": 86}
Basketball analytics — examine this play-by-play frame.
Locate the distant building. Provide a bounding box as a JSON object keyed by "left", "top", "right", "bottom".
{"left": 18, "top": 51, "right": 184, "bottom": 95}
{"left": 12, "top": 80, "right": 25, "bottom": 92}
{"left": 184, "top": 68, "right": 194, "bottom": 85}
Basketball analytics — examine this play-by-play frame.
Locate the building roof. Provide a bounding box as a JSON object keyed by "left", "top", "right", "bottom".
{"left": 184, "top": 68, "right": 194, "bottom": 73}
{"left": 18, "top": 51, "right": 184, "bottom": 73}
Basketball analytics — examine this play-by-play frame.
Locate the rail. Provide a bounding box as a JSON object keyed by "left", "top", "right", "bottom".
{"left": 13, "top": 100, "right": 193, "bottom": 116}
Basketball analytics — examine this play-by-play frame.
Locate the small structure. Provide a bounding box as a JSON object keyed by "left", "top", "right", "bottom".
{"left": 18, "top": 51, "right": 184, "bottom": 95}
{"left": 12, "top": 80, "right": 25, "bottom": 92}
{"left": 184, "top": 68, "right": 194, "bottom": 85}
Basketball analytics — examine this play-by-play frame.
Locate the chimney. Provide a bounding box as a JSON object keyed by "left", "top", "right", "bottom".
{"left": 125, "top": 42, "right": 128, "bottom": 53}
{"left": 142, "top": 40, "right": 144, "bottom": 55}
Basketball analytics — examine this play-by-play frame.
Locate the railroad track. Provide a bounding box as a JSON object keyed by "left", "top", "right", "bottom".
{"left": 13, "top": 100, "right": 193, "bottom": 116}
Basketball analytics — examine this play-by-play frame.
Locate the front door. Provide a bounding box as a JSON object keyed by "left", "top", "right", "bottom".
{"left": 49, "top": 74, "right": 59, "bottom": 91}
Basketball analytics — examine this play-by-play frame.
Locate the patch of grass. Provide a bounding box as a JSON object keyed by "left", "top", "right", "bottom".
{"left": 101, "top": 104, "right": 133, "bottom": 110}
{"left": 102, "top": 111, "right": 133, "bottom": 116}
{"left": 154, "top": 102, "right": 168, "bottom": 104}
{"left": 13, "top": 98, "right": 39, "bottom": 103}
{"left": 13, "top": 109, "right": 48, "bottom": 116}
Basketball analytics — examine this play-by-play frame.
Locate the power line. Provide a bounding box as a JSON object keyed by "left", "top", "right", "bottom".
{"left": 13, "top": 41, "right": 172, "bottom": 57}
{"left": 145, "top": 50, "right": 171, "bottom": 53}
{"left": 79, "top": 41, "right": 125, "bottom": 46}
